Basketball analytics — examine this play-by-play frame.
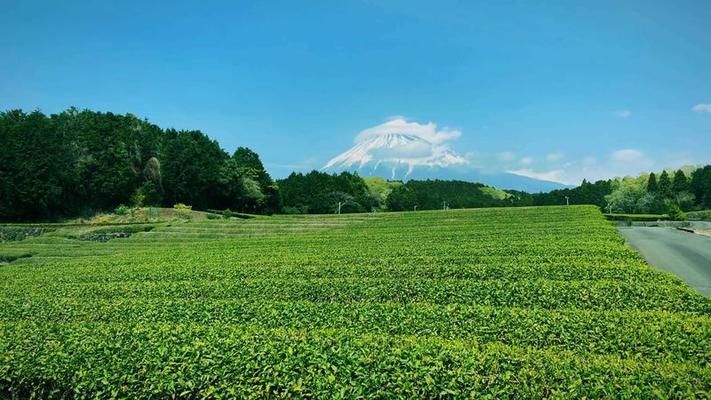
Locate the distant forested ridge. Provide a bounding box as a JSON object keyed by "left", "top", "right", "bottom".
{"left": 526, "top": 179, "right": 614, "bottom": 208}
{"left": 0, "top": 108, "right": 278, "bottom": 220}
{"left": 386, "top": 180, "right": 519, "bottom": 211}
{"left": 278, "top": 170, "right": 378, "bottom": 214}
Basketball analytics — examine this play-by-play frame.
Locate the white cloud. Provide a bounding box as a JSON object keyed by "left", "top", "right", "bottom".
{"left": 615, "top": 110, "right": 631, "bottom": 118}
{"left": 355, "top": 117, "right": 461, "bottom": 144}
{"left": 508, "top": 148, "right": 661, "bottom": 185}
{"left": 541, "top": 149, "right": 657, "bottom": 184}
{"left": 508, "top": 168, "right": 567, "bottom": 184}
{"left": 496, "top": 151, "right": 516, "bottom": 162}
{"left": 545, "top": 152, "right": 564, "bottom": 162}
{"left": 692, "top": 103, "right": 711, "bottom": 114}
{"left": 610, "top": 148, "right": 645, "bottom": 163}
{"left": 519, "top": 156, "right": 534, "bottom": 165}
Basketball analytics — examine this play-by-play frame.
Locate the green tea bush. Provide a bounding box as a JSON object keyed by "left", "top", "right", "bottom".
{"left": 1, "top": 205, "right": 709, "bottom": 397}
{"left": 173, "top": 203, "right": 192, "bottom": 219}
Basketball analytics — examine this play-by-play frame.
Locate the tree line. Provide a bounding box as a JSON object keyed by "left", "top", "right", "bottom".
{"left": 508, "top": 166, "right": 711, "bottom": 217}
{"left": 601, "top": 167, "right": 711, "bottom": 216}
{"left": 0, "top": 108, "right": 279, "bottom": 220}
{"left": 3, "top": 108, "right": 711, "bottom": 220}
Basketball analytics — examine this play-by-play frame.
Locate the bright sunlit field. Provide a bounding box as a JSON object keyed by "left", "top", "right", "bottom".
{"left": 1, "top": 205, "right": 710, "bottom": 398}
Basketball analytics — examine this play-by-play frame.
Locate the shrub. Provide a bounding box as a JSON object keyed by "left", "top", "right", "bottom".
{"left": 173, "top": 203, "right": 192, "bottom": 219}
{"left": 223, "top": 209, "right": 233, "bottom": 219}
{"left": 667, "top": 204, "right": 687, "bottom": 221}
{"left": 131, "top": 188, "right": 145, "bottom": 208}
{"left": 282, "top": 206, "right": 307, "bottom": 215}
{"left": 114, "top": 204, "right": 130, "bottom": 215}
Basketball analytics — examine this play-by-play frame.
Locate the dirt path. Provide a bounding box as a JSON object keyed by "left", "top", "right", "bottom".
{"left": 619, "top": 226, "right": 711, "bottom": 296}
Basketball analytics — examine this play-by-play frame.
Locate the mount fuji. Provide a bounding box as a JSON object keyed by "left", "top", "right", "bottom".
{"left": 322, "top": 130, "right": 569, "bottom": 193}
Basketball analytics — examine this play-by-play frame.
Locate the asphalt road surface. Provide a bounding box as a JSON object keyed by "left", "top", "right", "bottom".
{"left": 619, "top": 226, "right": 711, "bottom": 296}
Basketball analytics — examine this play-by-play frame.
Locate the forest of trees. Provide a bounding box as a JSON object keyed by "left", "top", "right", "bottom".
{"left": 278, "top": 171, "right": 378, "bottom": 214}
{"left": 601, "top": 166, "right": 711, "bottom": 216}
{"left": 386, "top": 180, "right": 514, "bottom": 211}
{"left": 0, "top": 109, "right": 278, "bottom": 220}
{"left": 525, "top": 179, "right": 614, "bottom": 208}
{"left": 518, "top": 166, "right": 711, "bottom": 217}
{"left": 3, "top": 108, "right": 711, "bottom": 220}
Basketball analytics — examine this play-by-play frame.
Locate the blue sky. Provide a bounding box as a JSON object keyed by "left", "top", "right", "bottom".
{"left": 2, "top": 0, "right": 710, "bottom": 184}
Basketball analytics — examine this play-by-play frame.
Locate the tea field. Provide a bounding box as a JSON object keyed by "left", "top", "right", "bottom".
{"left": 1, "top": 205, "right": 710, "bottom": 398}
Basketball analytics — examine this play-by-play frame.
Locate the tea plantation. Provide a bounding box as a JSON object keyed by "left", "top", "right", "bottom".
{"left": 1, "top": 206, "right": 710, "bottom": 398}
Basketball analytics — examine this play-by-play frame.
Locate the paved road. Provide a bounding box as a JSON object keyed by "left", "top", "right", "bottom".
{"left": 619, "top": 226, "right": 711, "bottom": 296}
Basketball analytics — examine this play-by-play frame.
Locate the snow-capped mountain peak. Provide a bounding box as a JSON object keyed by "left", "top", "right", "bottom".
{"left": 320, "top": 118, "right": 570, "bottom": 192}
{"left": 322, "top": 132, "right": 467, "bottom": 177}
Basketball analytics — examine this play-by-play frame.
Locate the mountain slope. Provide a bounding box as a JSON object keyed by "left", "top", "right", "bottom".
{"left": 323, "top": 133, "right": 569, "bottom": 192}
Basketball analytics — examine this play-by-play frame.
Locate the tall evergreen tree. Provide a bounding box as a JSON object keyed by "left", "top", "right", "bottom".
{"left": 691, "top": 166, "right": 711, "bottom": 208}
{"left": 658, "top": 170, "right": 672, "bottom": 199}
{"left": 646, "top": 172, "right": 659, "bottom": 194}
{"left": 672, "top": 170, "right": 690, "bottom": 193}
{"left": 232, "top": 147, "right": 279, "bottom": 213}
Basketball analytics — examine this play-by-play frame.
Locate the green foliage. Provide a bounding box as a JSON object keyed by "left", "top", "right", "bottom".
{"left": 223, "top": 209, "right": 233, "bottom": 219}
{"left": 672, "top": 170, "right": 690, "bottom": 193}
{"left": 0, "top": 206, "right": 709, "bottom": 396}
{"left": 130, "top": 188, "right": 145, "bottom": 208}
{"left": 666, "top": 204, "right": 687, "bottom": 221}
{"left": 0, "top": 226, "right": 54, "bottom": 241}
{"left": 658, "top": 170, "right": 673, "bottom": 199}
{"left": 363, "top": 177, "right": 403, "bottom": 208}
{"left": 604, "top": 167, "right": 711, "bottom": 214}
{"left": 605, "top": 178, "right": 646, "bottom": 213}
{"left": 173, "top": 203, "right": 192, "bottom": 219}
{"left": 0, "top": 109, "right": 277, "bottom": 221}
{"left": 532, "top": 179, "right": 612, "bottom": 208}
{"left": 281, "top": 205, "right": 308, "bottom": 214}
{"left": 647, "top": 172, "right": 659, "bottom": 193}
{"left": 232, "top": 147, "right": 280, "bottom": 214}
{"left": 173, "top": 203, "right": 192, "bottom": 211}
{"left": 691, "top": 166, "right": 711, "bottom": 209}
{"left": 68, "top": 225, "right": 155, "bottom": 242}
{"left": 0, "top": 110, "right": 77, "bottom": 220}
{"left": 278, "top": 171, "right": 377, "bottom": 214}
{"left": 114, "top": 204, "right": 130, "bottom": 216}
{"left": 386, "top": 180, "right": 509, "bottom": 211}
